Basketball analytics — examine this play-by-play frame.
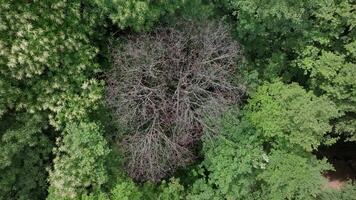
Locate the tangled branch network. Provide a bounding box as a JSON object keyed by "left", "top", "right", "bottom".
{"left": 106, "top": 21, "right": 245, "bottom": 182}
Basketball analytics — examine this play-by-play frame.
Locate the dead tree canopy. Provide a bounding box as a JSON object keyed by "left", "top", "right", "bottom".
{"left": 106, "top": 20, "right": 245, "bottom": 182}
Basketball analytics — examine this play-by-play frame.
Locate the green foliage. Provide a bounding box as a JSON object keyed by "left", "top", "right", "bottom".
{"left": 49, "top": 122, "right": 110, "bottom": 199}
{"left": 187, "top": 110, "right": 265, "bottom": 200}
{"left": 246, "top": 81, "right": 339, "bottom": 151}
{"left": 0, "top": 114, "right": 52, "bottom": 200}
{"left": 0, "top": 1, "right": 105, "bottom": 198}
{"left": 169, "top": 0, "right": 214, "bottom": 22}
{"left": 187, "top": 179, "right": 220, "bottom": 200}
{"left": 293, "top": 0, "right": 356, "bottom": 140}
{"left": 80, "top": 192, "right": 109, "bottom": 200}
{"left": 203, "top": 113, "right": 266, "bottom": 198}
{"left": 221, "top": 0, "right": 319, "bottom": 80}
{"left": 92, "top": 0, "right": 179, "bottom": 31}
{"left": 0, "top": 0, "right": 353, "bottom": 199}
{"left": 258, "top": 150, "right": 331, "bottom": 200}
{"left": 188, "top": 104, "right": 335, "bottom": 200}
{"left": 296, "top": 46, "right": 356, "bottom": 140}
{"left": 221, "top": 0, "right": 355, "bottom": 140}
{"left": 80, "top": 172, "right": 186, "bottom": 200}
{"left": 93, "top": 0, "right": 214, "bottom": 31}
{"left": 58, "top": 180, "right": 144, "bottom": 200}
{"left": 110, "top": 180, "right": 142, "bottom": 200}
{"left": 158, "top": 178, "right": 185, "bottom": 200}
{"left": 0, "top": 0, "right": 103, "bottom": 129}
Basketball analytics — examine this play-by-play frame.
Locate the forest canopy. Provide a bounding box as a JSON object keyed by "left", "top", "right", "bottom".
{"left": 0, "top": 0, "right": 355, "bottom": 200}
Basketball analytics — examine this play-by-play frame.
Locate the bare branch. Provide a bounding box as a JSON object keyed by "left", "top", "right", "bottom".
{"left": 105, "top": 20, "right": 245, "bottom": 182}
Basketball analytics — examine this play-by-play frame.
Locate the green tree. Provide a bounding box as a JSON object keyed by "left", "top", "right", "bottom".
{"left": 246, "top": 81, "right": 339, "bottom": 151}
{"left": 296, "top": 45, "right": 356, "bottom": 140}
{"left": 110, "top": 180, "right": 142, "bottom": 200}
{"left": 158, "top": 178, "right": 185, "bottom": 200}
{"left": 258, "top": 150, "right": 331, "bottom": 200}
{"left": 92, "top": 0, "right": 213, "bottom": 31}
{"left": 48, "top": 122, "right": 110, "bottom": 199}
{"left": 92, "top": 0, "right": 181, "bottom": 31}
{"left": 219, "top": 0, "right": 321, "bottom": 80}
{"left": 0, "top": 1, "right": 104, "bottom": 198}
{"left": 188, "top": 81, "right": 339, "bottom": 199}
{"left": 219, "top": 0, "right": 355, "bottom": 140}
{"left": 293, "top": 0, "right": 356, "bottom": 140}
{"left": 0, "top": 113, "right": 52, "bottom": 200}
{"left": 0, "top": 0, "right": 103, "bottom": 129}
{"left": 187, "top": 107, "right": 335, "bottom": 200}
{"left": 187, "top": 110, "right": 267, "bottom": 200}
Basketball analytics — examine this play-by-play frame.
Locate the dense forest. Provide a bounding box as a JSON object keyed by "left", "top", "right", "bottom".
{"left": 0, "top": 0, "right": 355, "bottom": 199}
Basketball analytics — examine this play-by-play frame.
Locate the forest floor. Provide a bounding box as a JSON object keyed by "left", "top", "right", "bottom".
{"left": 320, "top": 142, "right": 356, "bottom": 190}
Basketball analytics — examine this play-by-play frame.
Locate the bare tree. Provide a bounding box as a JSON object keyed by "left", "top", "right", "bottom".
{"left": 106, "top": 20, "right": 245, "bottom": 182}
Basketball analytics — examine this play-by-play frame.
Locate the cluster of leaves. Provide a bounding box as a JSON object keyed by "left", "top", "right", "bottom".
{"left": 48, "top": 122, "right": 110, "bottom": 199}
{"left": 187, "top": 81, "right": 338, "bottom": 200}
{"left": 0, "top": 0, "right": 103, "bottom": 128}
{"left": 92, "top": 0, "right": 180, "bottom": 31}
{"left": 0, "top": 1, "right": 105, "bottom": 199}
{"left": 0, "top": 113, "right": 52, "bottom": 200}
{"left": 246, "top": 81, "right": 339, "bottom": 151}
{"left": 50, "top": 177, "right": 185, "bottom": 200}
{"left": 219, "top": 0, "right": 356, "bottom": 141}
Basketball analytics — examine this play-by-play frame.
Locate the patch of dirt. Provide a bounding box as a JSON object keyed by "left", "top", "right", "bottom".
{"left": 326, "top": 179, "right": 344, "bottom": 190}
{"left": 318, "top": 142, "right": 356, "bottom": 190}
